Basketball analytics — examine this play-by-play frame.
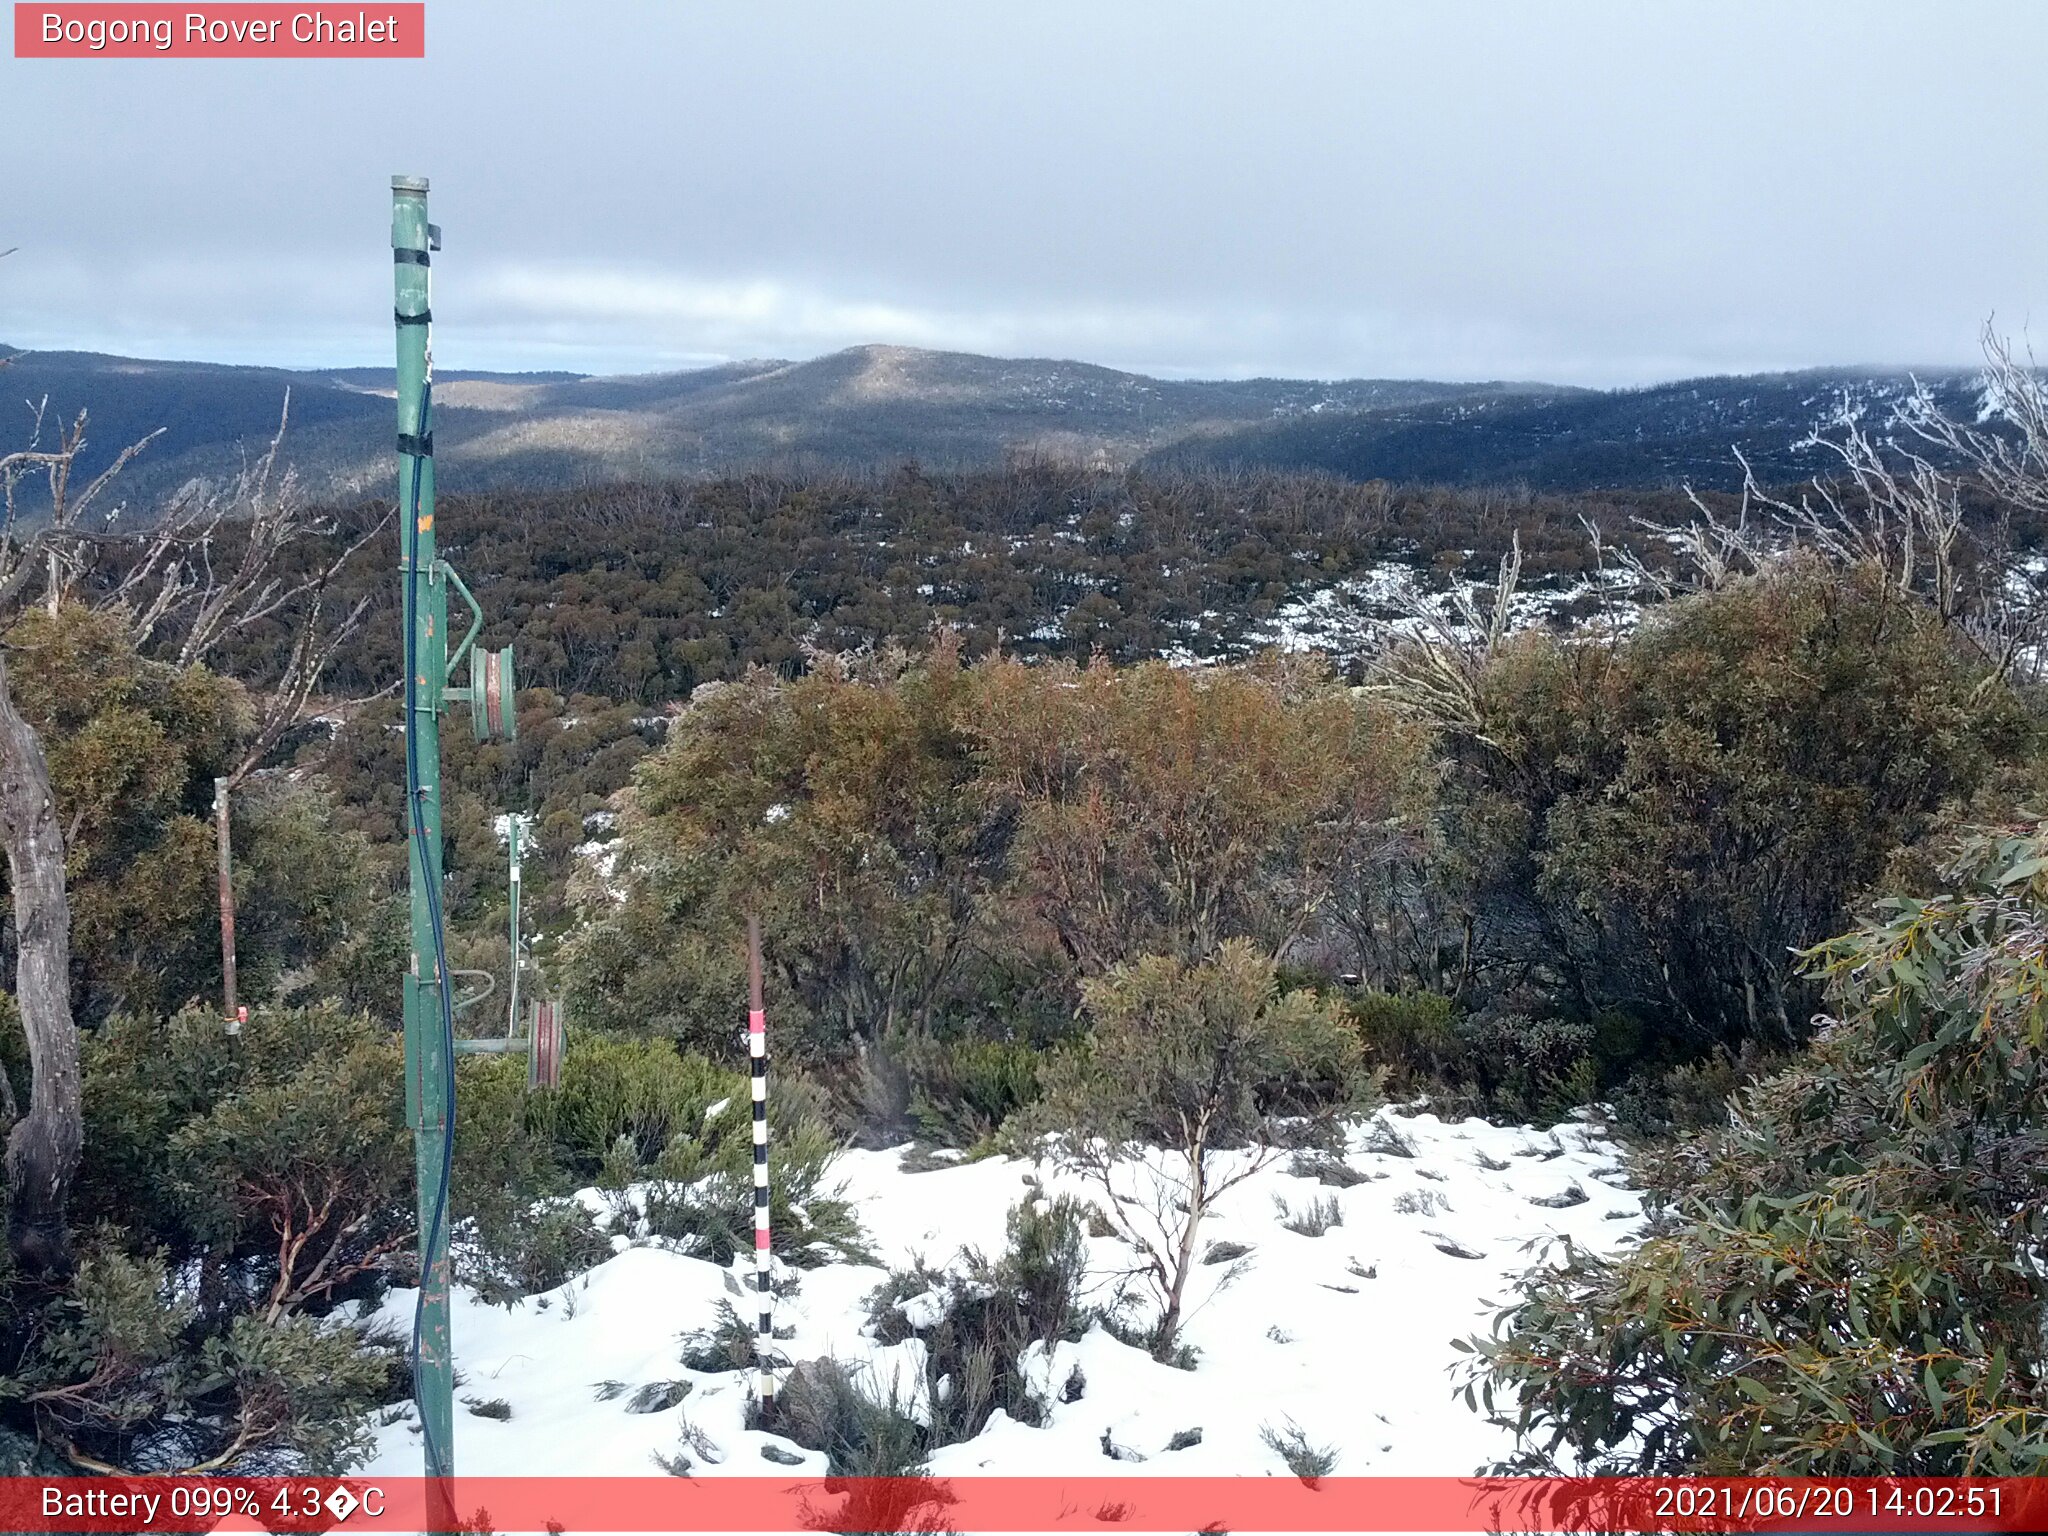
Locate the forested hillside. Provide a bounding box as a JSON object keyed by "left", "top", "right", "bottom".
{"left": 1146, "top": 368, "right": 1995, "bottom": 490}
{"left": 213, "top": 467, "right": 1697, "bottom": 706}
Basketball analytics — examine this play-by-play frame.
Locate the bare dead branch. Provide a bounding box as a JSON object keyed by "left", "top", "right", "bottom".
{"left": 1365, "top": 534, "right": 1524, "bottom": 745}
{"left": 1604, "top": 329, "right": 2048, "bottom": 683}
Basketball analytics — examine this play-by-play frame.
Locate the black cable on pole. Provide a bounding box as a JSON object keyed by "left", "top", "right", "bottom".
{"left": 401, "top": 376, "right": 457, "bottom": 1479}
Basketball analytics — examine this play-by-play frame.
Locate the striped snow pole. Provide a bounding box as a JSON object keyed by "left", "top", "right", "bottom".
{"left": 747, "top": 916, "right": 774, "bottom": 1412}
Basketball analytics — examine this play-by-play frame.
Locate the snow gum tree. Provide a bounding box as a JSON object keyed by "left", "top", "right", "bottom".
{"left": 1028, "top": 939, "right": 1363, "bottom": 1362}
{"left": 0, "top": 346, "right": 377, "bottom": 1277}
{"left": 972, "top": 652, "right": 1427, "bottom": 975}
{"left": 0, "top": 402, "right": 160, "bottom": 1275}
{"left": 1466, "top": 822, "right": 2048, "bottom": 1477}
{"left": 566, "top": 637, "right": 1000, "bottom": 1057}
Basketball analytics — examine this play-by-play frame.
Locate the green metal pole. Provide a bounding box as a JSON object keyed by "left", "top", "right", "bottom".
{"left": 392, "top": 174, "right": 455, "bottom": 1495}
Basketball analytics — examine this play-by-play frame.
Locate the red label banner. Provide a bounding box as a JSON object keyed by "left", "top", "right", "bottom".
{"left": 0, "top": 1475, "right": 2041, "bottom": 1533}
{"left": 13, "top": 4, "right": 424, "bottom": 57}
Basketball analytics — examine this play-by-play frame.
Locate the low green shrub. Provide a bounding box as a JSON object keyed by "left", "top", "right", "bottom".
{"left": 1100, "top": 1311, "right": 1199, "bottom": 1370}
{"left": 1260, "top": 1418, "right": 1339, "bottom": 1485}
{"left": 759, "top": 1358, "right": 930, "bottom": 1481}
{"left": 902, "top": 1034, "right": 1044, "bottom": 1148}
{"left": 3, "top": 1239, "right": 403, "bottom": 1474}
{"left": 1605, "top": 1051, "right": 1761, "bottom": 1139}
{"left": 861, "top": 1195, "right": 1093, "bottom": 1444}
{"left": 1275, "top": 1193, "right": 1344, "bottom": 1236}
{"left": 459, "top": 1198, "right": 614, "bottom": 1308}
{"left": 458, "top": 1036, "right": 869, "bottom": 1270}
{"left": 551, "top": 1035, "right": 741, "bottom": 1176}
{"left": 638, "top": 1071, "right": 867, "bottom": 1267}
{"left": 1452, "top": 1011, "right": 1598, "bottom": 1122}
{"left": 841, "top": 1031, "right": 1048, "bottom": 1148}
{"left": 1353, "top": 992, "right": 1607, "bottom": 1122}
{"left": 32, "top": 1004, "right": 422, "bottom": 1472}
{"left": 1350, "top": 990, "right": 1461, "bottom": 1088}
{"left": 81, "top": 1005, "right": 408, "bottom": 1277}
{"left": 1288, "top": 1151, "right": 1367, "bottom": 1188}
{"left": 1467, "top": 825, "right": 2048, "bottom": 1476}
{"left": 452, "top": 1052, "right": 560, "bottom": 1199}
{"left": 679, "top": 1299, "right": 759, "bottom": 1374}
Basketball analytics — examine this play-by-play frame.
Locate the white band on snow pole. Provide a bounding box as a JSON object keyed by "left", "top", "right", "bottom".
{"left": 748, "top": 917, "right": 773, "bottom": 1412}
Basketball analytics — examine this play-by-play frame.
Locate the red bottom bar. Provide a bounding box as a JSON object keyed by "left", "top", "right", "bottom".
{"left": 4, "top": 1475, "right": 2041, "bottom": 1533}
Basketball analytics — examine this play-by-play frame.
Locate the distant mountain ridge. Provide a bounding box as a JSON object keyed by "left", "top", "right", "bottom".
{"left": 1143, "top": 368, "right": 1992, "bottom": 491}
{"left": 0, "top": 340, "right": 1990, "bottom": 506}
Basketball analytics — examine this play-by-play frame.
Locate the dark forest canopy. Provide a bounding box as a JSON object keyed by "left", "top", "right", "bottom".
{"left": 1142, "top": 369, "right": 1998, "bottom": 490}
{"left": 201, "top": 465, "right": 1709, "bottom": 707}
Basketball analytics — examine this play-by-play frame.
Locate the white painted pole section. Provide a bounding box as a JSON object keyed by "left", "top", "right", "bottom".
{"left": 748, "top": 916, "right": 774, "bottom": 1412}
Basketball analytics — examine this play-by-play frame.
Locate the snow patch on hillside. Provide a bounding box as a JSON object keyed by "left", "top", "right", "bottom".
{"left": 1254, "top": 563, "right": 1644, "bottom": 659}
{"left": 359, "top": 1107, "right": 1643, "bottom": 1482}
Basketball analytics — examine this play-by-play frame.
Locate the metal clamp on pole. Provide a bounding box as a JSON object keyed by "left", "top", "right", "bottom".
{"left": 438, "top": 560, "right": 517, "bottom": 743}
{"left": 469, "top": 644, "right": 517, "bottom": 742}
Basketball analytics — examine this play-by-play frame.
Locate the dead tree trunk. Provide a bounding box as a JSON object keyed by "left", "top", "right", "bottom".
{"left": 1152, "top": 1131, "right": 1211, "bottom": 1361}
{"left": 214, "top": 776, "right": 237, "bottom": 1019}
{"left": 0, "top": 649, "right": 80, "bottom": 1276}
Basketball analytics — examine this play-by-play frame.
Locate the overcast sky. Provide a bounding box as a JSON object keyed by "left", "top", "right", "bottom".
{"left": 3, "top": 1, "right": 2043, "bottom": 385}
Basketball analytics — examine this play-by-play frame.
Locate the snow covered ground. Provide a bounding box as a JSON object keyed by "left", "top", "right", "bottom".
{"left": 359, "top": 1107, "right": 1643, "bottom": 1486}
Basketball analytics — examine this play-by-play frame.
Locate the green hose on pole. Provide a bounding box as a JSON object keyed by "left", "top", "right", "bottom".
{"left": 507, "top": 815, "right": 523, "bottom": 1040}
